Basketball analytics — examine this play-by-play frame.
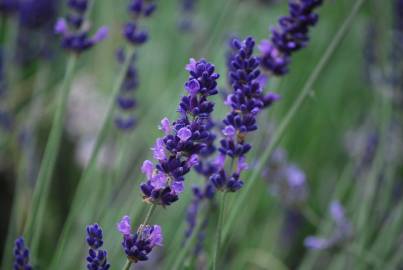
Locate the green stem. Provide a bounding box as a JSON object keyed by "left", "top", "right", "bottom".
{"left": 24, "top": 55, "right": 77, "bottom": 259}
{"left": 1, "top": 65, "right": 50, "bottom": 269}
{"left": 122, "top": 204, "right": 157, "bottom": 270}
{"left": 49, "top": 46, "right": 136, "bottom": 269}
{"left": 222, "top": 0, "right": 367, "bottom": 244}
{"left": 212, "top": 192, "right": 227, "bottom": 270}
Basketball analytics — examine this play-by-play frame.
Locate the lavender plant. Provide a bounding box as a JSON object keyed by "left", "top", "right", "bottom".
{"left": 86, "top": 224, "right": 110, "bottom": 270}
{"left": 210, "top": 36, "right": 279, "bottom": 269}
{"left": 115, "top": 0, "right": 156, "bottom": 131}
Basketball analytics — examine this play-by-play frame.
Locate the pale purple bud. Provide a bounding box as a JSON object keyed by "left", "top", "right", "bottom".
{"left": 151, "top": 172, "right": 168, "bottom": 189}
{"left": 55, "top": 18, "right": 68, "bottom": 35}
{"left": 177, "top": 127, "right": 192, "bottom": 142}
{"left": 185, "top": 58, "right": 197, "bottom": 72}
{"left": 152, "top": 138, "right": 166, "bottom": 161}
{"left": 172, "top": 181, "right": 184, "bottom": 194}
{"left": 92, "top": 26, "right": 109, "bottom": 43}
{"left": 149, "top": 225, "right": 163, "bottom": 247}
{"left": 187, "top": 154, "right": 199, "bottom": 167}
{"left": 222, "top": 125, "right": 236, "bottom": 137}
{"left": 117, "top": 215, "right": 132, "bottom": 235}
{"left": 185, "top": 79, "right": 200, "bottom": 95}
{"left": 141, "top": 160, "right": 154, "bottom": 179}
{"left": 159, "top": 117, "right": 171, "bottom": 135}
{"left": 330, "top": 201, "right": 345, "bottom": 223}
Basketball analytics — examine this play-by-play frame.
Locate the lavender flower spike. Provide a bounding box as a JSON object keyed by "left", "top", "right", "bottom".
{"left": 259, "top": 0, "right": 323, "bottom": 75}
{"left": 211, "top": 37, "right": 279, "bottom": 193}
{"left": 13, "top": 237, "right": 32, "bottom": 270}
{"left": 117, "top": 216, "right": 163, "bottom": 263}
{"left": 115, "top": 1, "right": 157, "bottom": 131}
{"left": 86, "top": 224, "right": 110, "bottom": 270}
{"left": 55, "top": 0, "right": 109, "bottom": 53}
{"left": 140, "top": 58, "right": 220, "bottom": 206}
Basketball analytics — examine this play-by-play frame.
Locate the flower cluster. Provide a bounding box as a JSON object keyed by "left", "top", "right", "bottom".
{"left": 55, "top": 0, "right": 108, "bottom": 53}
{"left": 304, "top": 201, "right": 353, "bottom": 250}
{"left": 117, "top": 216, "right": 163, "bottom": 263}
{"left": 210, "top": 37, "right": 279, "bottom": 193}
{"left": 86, "top": 224, "right": 110, "bottom": 270}
{"left": 123, "top": 0, "right": 156, "bottom": 45}
{"left": 265, "top": 149, "right": 308, "bottom": 207}
{"left": 259, "top": 0, "right": 323, "bottom": 75}
{"left": 115, "top": 0, "right": 156, "bottom": 131}
{"left": 13, "top": 237, "right": 32, "bottom": 270}
{"left": 140, "top": 58, "right": 220, "bottom": 206}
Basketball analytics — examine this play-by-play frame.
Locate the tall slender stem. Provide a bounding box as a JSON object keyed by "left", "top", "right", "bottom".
{"left": 122, "top": 204, "right": 157, "bottom": 270}
{"left": 222, "top": 0, "right": 367, "bottom": 245}
{"left": 24, "top": 55, "right": 77, "bottom": 259}
{"left": 212, "top": 192, "right": 227, "bottom": 270}
{"left": 49, "top": 46, "right": 136, "bottom": 269}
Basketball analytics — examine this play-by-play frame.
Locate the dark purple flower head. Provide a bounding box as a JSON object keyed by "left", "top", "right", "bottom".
{"left": 55, "top": 0, "right": 109, "bottom": 53}
{"left": 117, "top": 216, "right": 163, "bottom": 263}
{"left": 140, "top": 58, "right": 219, "bottom": 206}
{"left": 13, "top": 237, "right": 32, "bottom": 270}
{"left": 260, "top": 0, "right": 323, "bottom": 75}
{"left": 211, "top": 37, "right": 279, "bottom": 193}
{"left": 85, "top": 224, "right": 110, "bottom": 270}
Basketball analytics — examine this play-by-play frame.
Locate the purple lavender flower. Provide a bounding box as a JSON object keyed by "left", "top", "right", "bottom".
{"left": 55, "top": 0, "right": 109, "bottom": 53}
{"left": 259, "top": 0, "right": 323, "bottom": 75}
{"left": 86, "top": 224, "right": 110, "bottom": 270}
{"left": 13, "top": 236, "right": 32, "bottom": 270}
{"left": 123, "top": 0, "right": 156, "bottom": 45}
{"left": 140, "top": 58, "right": 220, "bottom": 206}
{"left": 210, "top": 37, "right": 279, "bottom": 193}
{"left": 304, "top": 201, "right": 353, "bottom": 250}
{"left": 114, "top": 1, "right": 156, "bottom": 131}
{"left": 117, "top": 216, "right": 163, "bottom": 263}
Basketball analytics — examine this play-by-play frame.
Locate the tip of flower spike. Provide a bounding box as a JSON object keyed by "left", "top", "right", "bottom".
{"left": 330, "top": 201, "right": 345, "bottom": 223}
{"left": 117, "top": 216, "right": 132, "bottom": 235}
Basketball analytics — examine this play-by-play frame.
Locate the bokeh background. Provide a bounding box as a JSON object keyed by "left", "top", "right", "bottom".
{"left": 1, "top": 0, "right": 402, "bottom": 269}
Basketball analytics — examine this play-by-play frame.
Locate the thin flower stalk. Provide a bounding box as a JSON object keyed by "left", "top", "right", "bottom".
{"left": 222, "top": 0, "right": 367, "bottom": 247}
